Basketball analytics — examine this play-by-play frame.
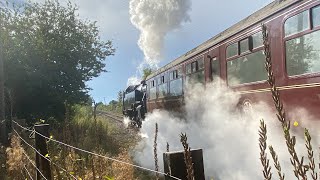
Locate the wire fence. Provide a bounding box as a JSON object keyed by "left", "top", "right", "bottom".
{"left": 23, "top": 165, "right": 34, "bottom": 180}
{"left": 21, "top": 144, "right": 47, "bottom": 180}
{"left": 12, "top": 120, "right": 182, "bottom": 180}
{"left": 13, "top": 128, "right": 77, "bottom": 179}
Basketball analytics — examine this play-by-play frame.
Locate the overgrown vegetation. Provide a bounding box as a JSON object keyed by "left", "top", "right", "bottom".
{"left": 259, "top": 24, "right": 318, "bottom": 180}
{"left": 0, "top": 0, "right": 115, "bottom": 120}
{"left": 7, "top": 104, "right": 147, "bottom": 179}
{"left": 96, "top": 91, "right": 123, "bottom": 115}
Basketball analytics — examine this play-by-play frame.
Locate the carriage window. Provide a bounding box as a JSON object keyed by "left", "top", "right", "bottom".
{"left": 186, "top": 71, "right": 204, "bottom": 84}
{"left": 151, "top": 80, "right": 155, "bottom": 87}
{"left": 186, "top": 58, "right": 205, "bottom": 84}
{"left": 240, "top": 38, "right": 249, "bottom": 54}
{"left": 198, "top": 58, "right": 204, "bottom": 70}
{"left": 161, "top": 75, "right": 165, "bottom": 83}
{"left": 227, "top": 50, "right": 267, "bottom": 86}
{"left": 169, "top": 78, "right": 183, "bottom": 96}
{"left": 285, "top": 10, "right": 309, "bottom": 37}
{"left": 186, "top": 63, "right": 191, "bottom": 74}
{"left": 169, "top": 68, "right": 182, "bottom": 96}
{"left": 187, "top": 58, "right": 203, "bottom": 75}
{"left": 149, "top": 87, "right": 157, "bottom": 100}
{"left": 177, "top": 68, "right": 182, "bottom": 77}
{"left": 286, "top": 30, "right": 320, "bottom": 76}
{"left": 158, "top": 83, "right": 167, "bottom": 98}
{"left": 170, "top": 71, "right": 175, "bottom": 80}
{"left": 252, "top": 31, "right": 263, "bottom": 49}
{"left": 170, "top": 69, "right": 180, "bottom": 80}
{"left": 227, "top": 43, "right": 238, "bottom": 58}
{"left": 211, "top": 57, "right": 220, "bottom": 78}
{"left": 191, "top": 61, "right": 197, "bottom": 72}
{"left": 312, "top": 6, "right": 320, "bottom": 27}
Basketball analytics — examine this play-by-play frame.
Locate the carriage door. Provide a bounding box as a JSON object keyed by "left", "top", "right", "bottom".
{"left": 208, "top": 48, "right": 220, "bottom": 82}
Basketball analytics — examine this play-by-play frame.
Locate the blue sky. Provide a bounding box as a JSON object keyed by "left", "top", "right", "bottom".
{"left": 29, "top": 0, "right": 273, "bottom": 104}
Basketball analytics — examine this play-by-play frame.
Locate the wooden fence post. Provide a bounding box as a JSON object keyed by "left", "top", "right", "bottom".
{"left": 35, "top": 124, "right": 52, "bottom": 180}
{"left": 163, "top": 149, "right": 205, "bottom": 180}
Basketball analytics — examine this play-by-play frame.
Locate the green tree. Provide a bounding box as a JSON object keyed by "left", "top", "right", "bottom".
{"left": 0, "top": 1, "right": 115, "bottom": 120}
{"left": 117, "top": 90, "right": 123, "bottom": 109}
{"left": 142, "top": 68, "right": 153, "bottom": 80}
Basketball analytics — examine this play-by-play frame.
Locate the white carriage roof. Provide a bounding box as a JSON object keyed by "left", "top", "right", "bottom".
{"left": 146, "top": 0, "right": 297, "bottom": 80}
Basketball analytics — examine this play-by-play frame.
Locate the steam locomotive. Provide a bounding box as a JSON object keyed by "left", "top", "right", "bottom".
{"left": 122, "top": 81, "right": 147, "bottom": 128}
{"left": 123, "top": 0, "right": 320, "bottom": 127}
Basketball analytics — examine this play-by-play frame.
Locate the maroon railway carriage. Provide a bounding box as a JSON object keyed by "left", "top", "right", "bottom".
{"left": 144, "top": 0, "right": 320, "bottom": 120}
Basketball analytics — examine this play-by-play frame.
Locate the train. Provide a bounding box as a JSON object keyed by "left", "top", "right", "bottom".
{"left": 123, "top": 0, "right": 320, "bottom": 127}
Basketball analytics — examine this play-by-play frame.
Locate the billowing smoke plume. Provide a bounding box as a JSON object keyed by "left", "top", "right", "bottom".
{"left": 129, "top": 0, "right": 191, "bottom": 67}
{"left": 133, "top": 81, "right": 320, "bottom": 179}
{"left": 127, "top": 76, "right": 141, "bottom": 86}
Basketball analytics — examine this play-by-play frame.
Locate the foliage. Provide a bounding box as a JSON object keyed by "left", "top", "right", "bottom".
{"left": 6, "top": 134, "right": 35, "bottom": 179}
{"left": 46, "top": 104, "right": 138, "bottom": 179}
{"left": 96, "top": 97, "right": 123, "bottom": 115}
{"left": 0, "top": 0, "right": 115, "bottom": 120}
{"left": 142, "top": 67, "right": 153, "bottom": 80}
{"left": 117, "top": 90, "right": 123, "bottom": 108}
{"left": 259, "top": 24, "right": 316, "bottom": 180}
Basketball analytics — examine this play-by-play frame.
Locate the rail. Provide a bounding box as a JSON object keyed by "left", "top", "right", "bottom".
{"left": 97, "top": 111, "right": 124, "bottom": 123}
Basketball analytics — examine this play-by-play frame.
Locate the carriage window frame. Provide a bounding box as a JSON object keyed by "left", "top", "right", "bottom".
{"left": 169, "top": 67, "right": 183, "bottom": 96}
{"left": 226, "top": 31, "right": 265, "bottom": 87}
{"left": 148, "top": 79, "right": 157, "bottom": 100}
{"left": 251, "top": 31, "right": 263, "bottom": 49}
{"left": 150, "top": 80, "right": 155, "bottom": 87}
{"left": 226, "top": 42, "right": 239, "bottom": 58}
{"left": 161, "top": 76, "right": 165, "bottom": 84}
{"left": 284, "top": 10, "right": 310, "bottom": 37}
{"left": 240, "top": 38, "right": 250, "bottom": 54}
{"left": 283, "top": 5, "right": 320, "bottom": 77}
{"left": 211, "top": 57, "right": 220, "bottom": 78}
{"left": 186, "top": 57, "right": 204, "bottom": 75}
{"left": 170, "top": 69, "right": 180, "bottom": 80}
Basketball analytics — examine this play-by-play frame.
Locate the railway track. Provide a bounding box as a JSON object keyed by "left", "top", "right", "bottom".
{"left": 97, "top": 111, "right": 124, "bottom": 123}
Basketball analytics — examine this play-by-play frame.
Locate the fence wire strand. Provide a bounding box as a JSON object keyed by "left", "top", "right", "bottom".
{"left": 23, "top": 165, "right": 34, "bottom": 180}
{"left": 20, "top": 146, "right": 47, "bottom": 180}
{"left": 13, "top": 120, "right": 182, "bottom": 180}
{"left": 13, "top": 128, "right": 77, "bottom": 180}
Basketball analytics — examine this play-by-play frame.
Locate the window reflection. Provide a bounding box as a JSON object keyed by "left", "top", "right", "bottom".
{"left": 186, "top": 70, "right": 205, "bottom": 85}
{"left": 211, "top": 58, "right": 220, "bottom": 79}
{"left": 285, "top": 10, "right": 309, "bottom": 37}
{"left": 169, "top": 78, "right": 183, "bottom": 96}
{"left": 149, "top": 87, "right": 157, "bottom": 100}
{"left": 158, "top": 83, "right": 167, "bottom": 98}
{"left": 227, "top": 43, "right": 238, "bottom": 58}
{"left": 227, "top": 50, "right": 267, "bottom": 86}
{"left": 286, "top": 30, "right": 320, "bottom": 76}
{"left": 252, "top": 31, "right": 263, "bottom": 49}
{"left": 312, "top": 6, "right": 320, "bottom": 27}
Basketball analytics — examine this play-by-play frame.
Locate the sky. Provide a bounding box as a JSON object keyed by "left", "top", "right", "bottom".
{"left": 28, "top": 0, "right": 274, "bottom": 104}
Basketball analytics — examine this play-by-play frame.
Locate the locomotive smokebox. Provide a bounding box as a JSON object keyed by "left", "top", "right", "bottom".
{"left": 163, "top": 149, "right": 205, "bottom": 180}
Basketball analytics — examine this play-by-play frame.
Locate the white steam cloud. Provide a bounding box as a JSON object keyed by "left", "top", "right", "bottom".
{"left": 129, "top": 0, "right": 191, "bottom": 67}
{"left": 133, "top": 81, "right": 320, "bottom": 179}
{"left": 127, "top": 76, "right": 141, "bottom": 86}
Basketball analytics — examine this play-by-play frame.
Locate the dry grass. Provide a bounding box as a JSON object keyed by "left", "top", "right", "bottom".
{"left": 6, "top": 134, "right": 35, "bottom": 179}
{"left": 261, "top": 24, "right": 317, "bottom": 180}
{"left": 112, "top": 150, "right": 135, "bottom": 180}
{"left": 154, "top": 122, "right": 159, "bottom": 180}
{"left": 258, "top": 120, "right": 272, "bottom": 180}
{"left": 180, "top": 133, "right": 195, "bottom": 180}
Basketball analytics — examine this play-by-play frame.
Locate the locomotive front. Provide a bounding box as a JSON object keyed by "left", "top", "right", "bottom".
{"left": 122, "top": 81, "right": 147, "bottom": 128}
